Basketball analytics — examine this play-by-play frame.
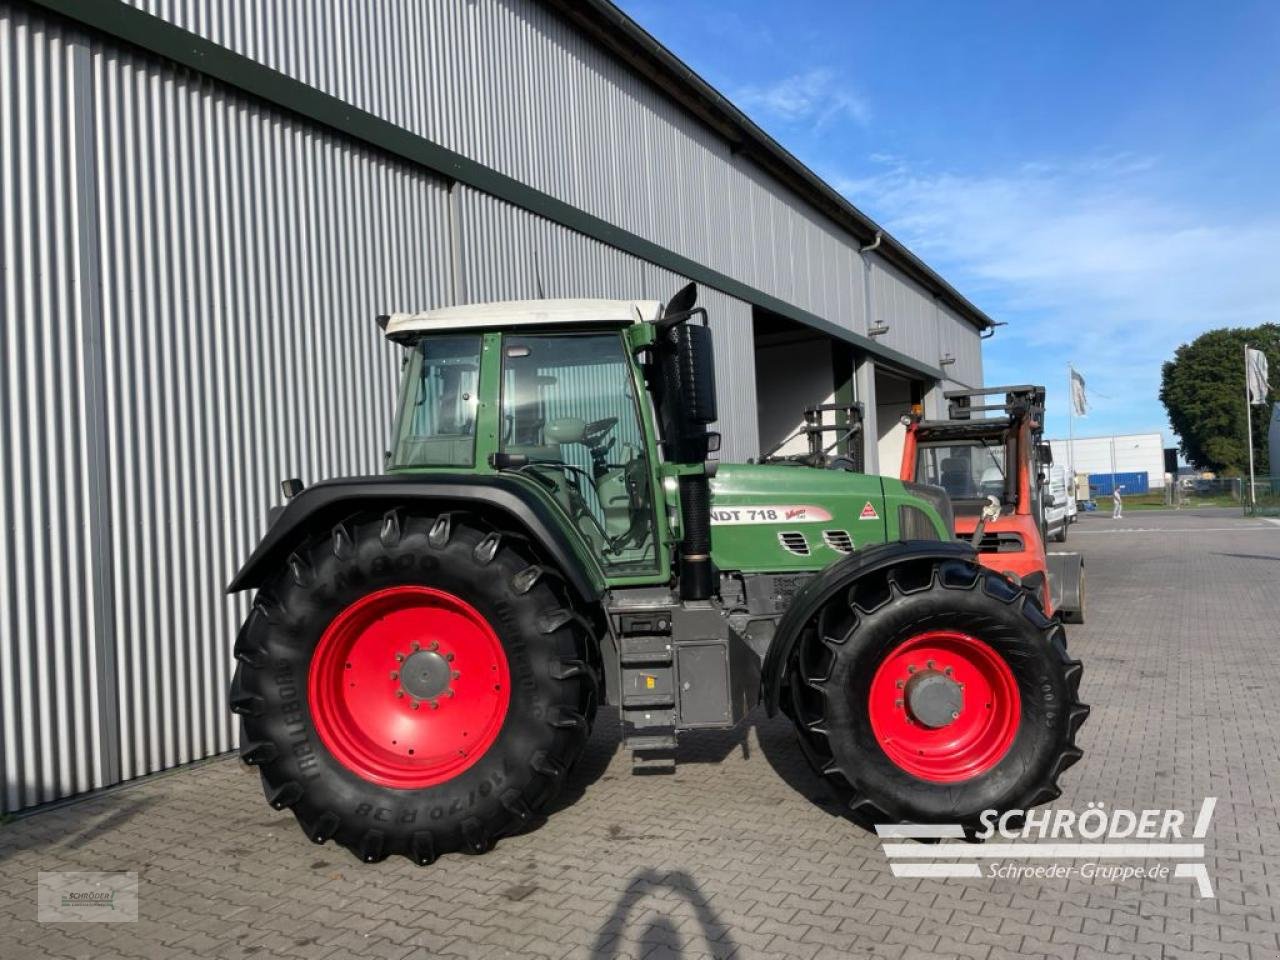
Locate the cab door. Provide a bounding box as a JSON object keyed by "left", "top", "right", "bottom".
{"left": 497, "top": 329, "right": 667, "bottom": 581}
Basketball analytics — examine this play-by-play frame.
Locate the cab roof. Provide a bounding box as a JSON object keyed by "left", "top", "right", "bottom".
{"left": 381, "top": 298, "right": 663, "bottom": 339}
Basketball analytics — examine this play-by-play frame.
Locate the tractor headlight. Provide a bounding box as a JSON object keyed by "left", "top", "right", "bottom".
{"left": 901, "top": 481, "right": 955, "bottom": 539}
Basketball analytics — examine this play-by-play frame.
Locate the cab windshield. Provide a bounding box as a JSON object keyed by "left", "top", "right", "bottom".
{"left": 390, "top": 335, "right": 481, "bottom": 468}
{"left": 917, "top": 441, "right": 1007, "bottom": 501}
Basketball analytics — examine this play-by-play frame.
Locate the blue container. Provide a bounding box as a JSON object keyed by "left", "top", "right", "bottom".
{"left": 1088, "top": 471, "right": 1149, "bottom": 496}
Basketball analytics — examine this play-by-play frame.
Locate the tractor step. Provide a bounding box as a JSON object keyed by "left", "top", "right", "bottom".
{"left": 626, "top": 733, "right": 677, "bottom": 752}
{"left": 622, "top": 693, "right": 675, "bottom": 709}
{"left": 624, "top": 732, "right": 677, "bottom": 774}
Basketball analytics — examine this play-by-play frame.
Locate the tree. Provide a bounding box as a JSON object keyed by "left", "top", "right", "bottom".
{"left": 1159, "top": 324, "right": 1279, "bottom": 474}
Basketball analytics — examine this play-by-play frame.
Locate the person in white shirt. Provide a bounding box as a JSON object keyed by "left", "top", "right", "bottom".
{"left": 1112, "top": 484, "right": 1124, "bottom": 519}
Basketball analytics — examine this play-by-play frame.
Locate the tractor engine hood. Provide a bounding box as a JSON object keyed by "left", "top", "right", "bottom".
{"left": 705, "top": 463, "right": 893, "bottom": 572}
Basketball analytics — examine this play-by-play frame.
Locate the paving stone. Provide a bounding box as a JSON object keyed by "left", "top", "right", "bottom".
{"left": 0, "top": 509, "right": 1276, "bottom": 960}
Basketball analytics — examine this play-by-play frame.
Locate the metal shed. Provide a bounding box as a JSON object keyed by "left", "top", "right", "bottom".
{"left": 0, "top": 0, "right": 993, "bottom": 811}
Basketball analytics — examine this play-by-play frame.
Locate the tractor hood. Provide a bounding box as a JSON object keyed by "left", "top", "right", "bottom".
{"left": 706, "top": 463, "right": 899, "bottom": 573}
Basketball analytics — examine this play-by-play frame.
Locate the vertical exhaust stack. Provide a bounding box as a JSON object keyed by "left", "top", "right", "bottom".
{"left": 652, "top": 284, "right": 719, "bottom": 601}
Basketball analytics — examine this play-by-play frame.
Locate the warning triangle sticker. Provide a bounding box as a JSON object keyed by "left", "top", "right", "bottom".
{"left": 859, "top": 501, "right": 879, "bottom": 520}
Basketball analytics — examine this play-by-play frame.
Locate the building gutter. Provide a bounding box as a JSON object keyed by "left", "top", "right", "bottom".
{"left": 22, "top": 0, "right": 948, "bottom": 380}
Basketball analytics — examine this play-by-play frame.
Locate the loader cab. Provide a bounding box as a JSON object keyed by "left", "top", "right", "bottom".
{"left": 900, "top": 385, "right": 1059, "bottom": 612}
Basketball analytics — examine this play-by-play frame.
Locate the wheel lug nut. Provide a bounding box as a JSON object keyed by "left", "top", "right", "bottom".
{"left": 394, "top": 653, "right": 404, "bottom": 662}
{"left": 411, "top": 700, "right": 420, "bottom": 710}
{"left": 429, "top": 699, "right": 439, "bottom": 710}
{"left": 895, "top": 699, "right": 904, "bottom": 708}
{"left": 895, "top": 679, "right": 904, "bottom": 689}
{"left": 395, "top": 690, "right": 404, "bottom": 699}
{"left": 411, "top": 642, "right": 421, "bottom": 651}
{"left": 445, "top": 652, "right": 455, "bottom": 662}
{"left": 445, "top": 689, "right": 455, "bottom": 698}
{"left": 907, "top": 665, "right": 917, "bottom": 674}
{"left": 944, "top": 666, "right": 953, "bottom": 676}
{"left": 926, "top": 659, "right": 935, "bottom": 669}
{"left": 390, "top": 671, "right": 399, "bottom": 680}
{"left": 428, "top": 640, "right": 439, "bottom": 651}
{"left": 451, "top": 670, "right": 460, "bottom": 680}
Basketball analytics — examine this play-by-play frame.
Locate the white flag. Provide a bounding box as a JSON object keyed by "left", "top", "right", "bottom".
{"left": 1070, "top": 368, "right": 1088, "bottom": 416}
{"left": 1246, "top": 348, "right": 1270, "bottom": 405}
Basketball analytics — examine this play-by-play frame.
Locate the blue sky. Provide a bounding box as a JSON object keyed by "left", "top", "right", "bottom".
{"left": 617, "top": 0, "right": 1280, "bottom": 442}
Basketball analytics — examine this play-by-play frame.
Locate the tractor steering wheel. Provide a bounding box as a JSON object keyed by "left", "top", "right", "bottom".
{"left": 582, "top": 416, "right": 618, "bottom": 449}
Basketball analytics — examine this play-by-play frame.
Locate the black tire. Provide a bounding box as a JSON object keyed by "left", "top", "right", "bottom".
{"left": 1054, "top": 521, "right": 1068, "bottom": 543}
{"left": 230, "top": 509, "right": 598, "bottom": 864}
{"left": 785, "top": 555, "right": 1087, "bottom": 829}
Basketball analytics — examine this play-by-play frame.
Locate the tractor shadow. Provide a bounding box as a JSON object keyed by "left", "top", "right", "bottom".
{"left": 539, "top": 714, "right": 624, "bottom": 821}
{"left": 589, "top": 867, "right": 736, "bottom": 959}
{"left": 538, "top": 705, "right": 861, "bottom": 834}
{"left": 0, "top": 793, "right": 157, "bottom": 866}
{"left": 671, "top": 706, "right": 861, "bottom": 828}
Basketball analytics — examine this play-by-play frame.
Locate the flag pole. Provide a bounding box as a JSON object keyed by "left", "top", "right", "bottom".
{"left": 1245, "top": 343, "right": 1257, "bottom": 512}
{"left": 1067, "top": 362, "right": 1076, "bottom": 485}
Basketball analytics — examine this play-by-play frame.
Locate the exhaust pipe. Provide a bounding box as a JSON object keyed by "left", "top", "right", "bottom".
{"left": 678, "top": 473, "right": 714, "bottom": 600}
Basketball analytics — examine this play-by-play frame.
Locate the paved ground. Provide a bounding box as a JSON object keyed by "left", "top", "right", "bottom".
{"left": 3, "top": 508, "right": 1279, "bottom": 960}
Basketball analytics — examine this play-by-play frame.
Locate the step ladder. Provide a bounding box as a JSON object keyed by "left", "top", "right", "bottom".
{"left": 616, "top": 613, "right": 678, "bottom": 772}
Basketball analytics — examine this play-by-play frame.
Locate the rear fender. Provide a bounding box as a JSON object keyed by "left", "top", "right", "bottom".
{"left": 761, "top": 539, "right": 978, "bottom": 715}
{"left": 226, "top": 474, "right": 605, "bottom": 604}
{"left": 1046, "top": 551, "right": 1085, "bottom": 623}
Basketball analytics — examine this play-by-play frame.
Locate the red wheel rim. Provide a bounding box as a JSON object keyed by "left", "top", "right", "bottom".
{"left": 867, "top": 630, "right": 1020, "bottom": 783}
{"left": 308, "top": 586, "right": 511, "bottom": 789}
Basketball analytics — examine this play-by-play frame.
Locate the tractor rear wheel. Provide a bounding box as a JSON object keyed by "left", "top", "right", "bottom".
{"left": 230, "top": 509, "right": 597, "bottom": 864}
{"left": 785, "top": 555, "right": 1087, "bottom": 829}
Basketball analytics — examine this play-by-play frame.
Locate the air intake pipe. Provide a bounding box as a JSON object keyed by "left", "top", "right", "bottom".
{"left": 651, "top": 284, "right": 718, "bottom": 601}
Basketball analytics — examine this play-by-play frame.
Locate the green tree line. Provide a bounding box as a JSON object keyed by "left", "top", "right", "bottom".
{"left": 1159, "top": 324, "right": 1279, "bottom": 474}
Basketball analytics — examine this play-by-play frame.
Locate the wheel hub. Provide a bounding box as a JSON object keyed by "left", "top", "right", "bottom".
{"left": 904, "top": 670, "right": 963, "bottom": 728}
{"left": 867, "top": 629, "right": 1021, "bottom": 783}
{"left": 308, "top": 586, "right": 511, "bottom": 789}
{"left": 398, "top": 648, "right": 454, "bottom": 701}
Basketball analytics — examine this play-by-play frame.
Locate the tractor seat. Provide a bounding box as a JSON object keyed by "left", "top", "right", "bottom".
{"left": 939, "top": 458, "right": 973, "bottom": 498}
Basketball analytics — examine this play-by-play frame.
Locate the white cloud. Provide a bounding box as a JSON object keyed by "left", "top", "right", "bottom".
{"left": 835, "top": 156, "right": 1280, "bottom": 437}
{"left": 734, "top": 69, "right": 871, "bottom": 128}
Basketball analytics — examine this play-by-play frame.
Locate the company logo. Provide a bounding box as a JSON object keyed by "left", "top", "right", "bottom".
{"left": 709, "top": 505, "right": 833, "bottom": 525}
{"left": 38, "top": 872, "right": 139, "bottom": 922}
{"left": 876, "top": 798, "right": 1217, "bottom": 898}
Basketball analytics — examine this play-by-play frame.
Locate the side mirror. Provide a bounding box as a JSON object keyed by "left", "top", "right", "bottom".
{"left": 1038, "top": 442, "right": 1054, "bottom": 465}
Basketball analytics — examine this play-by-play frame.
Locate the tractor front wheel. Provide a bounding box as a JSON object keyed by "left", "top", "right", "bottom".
{"left": 230, "top": 510, "right": 597, "bottom": 864}
{"left": 786, "top": 555, "right": 1087, "bottom": 828}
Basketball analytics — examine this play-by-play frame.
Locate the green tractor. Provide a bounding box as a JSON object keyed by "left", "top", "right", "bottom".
{"left": 229, "top": 285, "right": 1087, "bottom": 864}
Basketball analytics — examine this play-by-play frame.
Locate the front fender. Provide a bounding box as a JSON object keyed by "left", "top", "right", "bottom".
{"left": 761, "top": 539, "right": 978, "bottom": 716}
{"left": 226, "top": 474, "right": 605, "bottom": 603}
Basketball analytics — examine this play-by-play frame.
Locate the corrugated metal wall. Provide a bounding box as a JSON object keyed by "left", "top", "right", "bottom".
{"left": 0, "top": 2, "right": 453, "bottom": 810}
{"left": 938, "top": 304, "right": 983, "bottom": 388}
{"left": 1, "top": 6, "right": 108, "bottom": 810}
{"left": 121, "top": 0, "right": 952, "bottom": 349}
{"left": 867, "top": 258, "right": 941, "bottom": 367}
{"left": 3, "top": 0, "right": 982, "bottom": 810}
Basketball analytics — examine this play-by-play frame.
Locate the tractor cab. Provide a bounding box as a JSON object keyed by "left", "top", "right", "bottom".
{"left": 900, "top": 385, "right": 1084, "bottom": 621}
